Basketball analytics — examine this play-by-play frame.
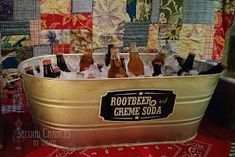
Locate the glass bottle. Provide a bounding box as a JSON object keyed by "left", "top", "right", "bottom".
{"left": 25, "top": 66, "right": 34, "bottom": 75}
{"left": 79, "top": 44, "right": 94, "bottom": 72}
{"left": 56, "top": 54, "right": 70, "bottom": 72}
{"left": 151, "top": 53, "right": 165, "bottom": 76}
{"left": 177, "top": 53, "right": 196, "bottom": 76}
{"left": 53, "top": 67, "right": 61, "bottom": 78}
{"left": 199, "top": 61, "right": 227, "bottom": 75}
{"left": 120, "top": 54, "right": 126, "bottom": 71}
{"left": 108, "top": 47, "right": 128, "bottom": 78}
{"left": 127, "top": 42, "right": 144, "bottom": 76}
{"left": 43, "top": 59, "right": 54, "bottom": 78}
{"left": 105, "top": 44, "right": 114, "bottom": 66}
{"left": 35, "top": 65, "right": 40, "bottom": 73}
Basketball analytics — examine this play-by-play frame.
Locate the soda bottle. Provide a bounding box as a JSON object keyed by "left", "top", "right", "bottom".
{"left": 56, "top": 54, "right": 70, "bottom": 72}
{"left": 199, "top": 61, "right": 227, "bottom": 75}
{"left": 120, "top": 54, "right": 126, "bottom": 71}
{"left": 127, "top": 42, "right": 144, "bottom": 76}
{"left": 25, "top": 66, "right": 34, "bottom": 75}
{"left": 177, "top": 53, "right": 196, "bottom": 76}
{"left": 79, "top": 43, "right": 94, "bottom": 72}
{"left": 151, "top": 53, "right": 165, "bottom": 76}
{"left": 53, "top": 67, "right": 61, "bottom": 78}
{"left": 105, "top": 44, "right": 114, "bottom": 66}
{"left": 108, "top": 47, "right": 128, "bottom": 78}
{"left": 43, "top": 59, "right": 54, "bottom": 78}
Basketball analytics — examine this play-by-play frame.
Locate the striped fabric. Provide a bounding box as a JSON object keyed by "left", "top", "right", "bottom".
{"left": 230, "top": 142, "right": 235, "bottom": 157}
{"left": 1, "top": 104, "right": 24, "bottom": 114}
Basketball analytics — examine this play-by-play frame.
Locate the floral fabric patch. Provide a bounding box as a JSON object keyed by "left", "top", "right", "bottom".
{"left": 40, "top": 29, "right": 70, "bottom": 45}
{"left": 70, "top": 29, "right": 92, "bottom": 53}
{"left": 135, "top": 0, "right": 152, "bottom": 22}
{"left": 41, "top": 13, "right": 92, "bottom": 30}
{"left": 159, "top": 0, "right": 183, "bottom": 24}
{"left": 72, "top": 0, "right": 93, "bottom": 13}
{"left": 93, "top": 0, "right": 130, "bottom": 48}
{"left": 40, "top": 0, "right": 71, "bottom": 14}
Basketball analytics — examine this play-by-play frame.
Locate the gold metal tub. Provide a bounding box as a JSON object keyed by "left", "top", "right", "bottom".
{"left": 18, "top": 54, "right": 221, "bottom": 148}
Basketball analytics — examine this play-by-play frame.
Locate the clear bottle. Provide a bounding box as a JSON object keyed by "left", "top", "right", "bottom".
{"left": 177, "top": 53, "right": 196, "bottom": 76}
{"left": 127, "top": 42, "right": 144, "bottom": 76}
{"left": 108, "top": 47, "right": 128, "bottom": 78}
{"left": 43, "top": 59, "right": 54, "bottom": 78}
{"left": 56, "top": 53, "right": 70, "bottom": 72}
{"left": 25, "top": 66, "right": 34, "bottom": 75}
{"left": 79, "top": 43, "right": 94, "bottom": 72}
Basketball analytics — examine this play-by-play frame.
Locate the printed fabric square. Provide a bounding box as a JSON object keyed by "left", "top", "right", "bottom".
{"left": 158, "top": 24, "right": 182, "bottom": 40}
{"left": 182, "top": 0, "right": 215, "bottom": 24}
{"left": 123, "top": 22, "right": 149, "bottom": 47}
{"left": 40, "top": 30, "right": 70, "bottom": 45}
{"left": 159, "top": 0, "right": 183, "bottom": 24}
{"left": 41, "top": 13, "right": 92, "bottom": 30}
{"left": 135, "top": 0, "right": 152, "bottom": 22}
{"left": 147, "top": 24, "right": 159, "bottom": 49}
{"left": 0, "top": 0, "right": 13, "bottom": 20}
{"left": 40, "top": 0, "right": 71, "bottom": 14}
{"left": 93, "top": 0, "right": 130, "bottom": 48}
{"left": 0, "top": 21, "right": 30, "bottom": 36}
{"left": 30, "top": 20, "right": 42, "bottom": 46}
{"left": 52, "top": 44, "right": 70, "bottom": 54}
{"left": 72, "top": 0, "right": 93, "bottom": 13}
{"left": 173, "top": 24, "right": 214, "bottom": 60}
{"left": 33, "top": 45, "right": 52, "bottom": 57}
{"left": 70, "top": 29, "right": 92, "bottom": 53}
{"left": 150, "top": 0, "right": 160, "bottom": 23}
{"left": 13, "top": 0, "right": 40, "bottom": 20}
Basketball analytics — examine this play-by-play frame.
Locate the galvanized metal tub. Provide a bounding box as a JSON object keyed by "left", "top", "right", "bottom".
{"left": 18, "top": 53, "right": 221, "bottom": 149}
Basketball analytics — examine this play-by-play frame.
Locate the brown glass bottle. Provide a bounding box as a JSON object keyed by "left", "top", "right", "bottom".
{"left": 105, "top": 44, "right": 114, "bottom": 66}
{"left": 177, "top": 53, "right": 196, "bottom": 76}
{"left": 108, "top": 47, "right": 128, "bottom": 78}
{"left": 56, "top": 54, "right": 70, "bottom": 72}
{"left": 127, "top": 42, "right": 144, "bottom": 76}
{"left": 53, "top": 67, "right": 61, "bottom": 78}
{"left": 199, "top": 61, "right": 227, "bottom": 75}
{"left": 25, "top": 66, "right": 34, "bottom": 75}
{"left": 79, "top": 44, "right": 94, "bottom": 72}
{"left": 151, "top": 53, "right": 166, "bottom": 76}
{"left": 43, "top": 59, "right": 54, "bottom": 78}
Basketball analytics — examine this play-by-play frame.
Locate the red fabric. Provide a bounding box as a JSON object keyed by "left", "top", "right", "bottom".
{"left": 52, "top": 44, "right": 70, "bottom": 54}
{"left": 41, "top": 13, "right": 92, "bottom": 30}
{"left": 212, "top": 12, "right": 234, "bottom": 60}
{"left": 0, "top": 114, "right": 232, "bottom": 157}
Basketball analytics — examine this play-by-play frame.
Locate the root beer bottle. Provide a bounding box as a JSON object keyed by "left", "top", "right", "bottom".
{"left": 108, "top": 47, "right": 128, "bottom": 78}
{"left": 127, "top": 42, "right": 144, "bottom": 76}
{"left": 53, "top": 67, "right": 61, "bottom": 78}
{"left": 56, "top": 54, "right": 70, "bottom": 72}
{"left": 79, "top": 44, "right": 94, "bottom": 72}
{"left": 177, "top": 53, "right": 195, "bottom": 76}
{"left": 151, "top": 53, "right": 165, "bottom": 76}
{"left": 105, "top": 44, "right": 114, "bottom": 66}
{"left": 43, "top": 59, "right": 54, "bottom": 78}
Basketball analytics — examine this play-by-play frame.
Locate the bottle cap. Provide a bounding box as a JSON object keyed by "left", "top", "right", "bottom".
{"left": 53, "top": 67, "right": 60, "bottom": 73}
{"left": 25, "top": 66, "right": 33, "bottom": 71}
{"left": 42, "top": 59, "right": 51, "bottom": 65}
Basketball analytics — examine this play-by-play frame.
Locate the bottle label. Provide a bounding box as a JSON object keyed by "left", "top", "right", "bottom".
{"left": 100, "top": 90, "right": 176, "bottom": 121}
